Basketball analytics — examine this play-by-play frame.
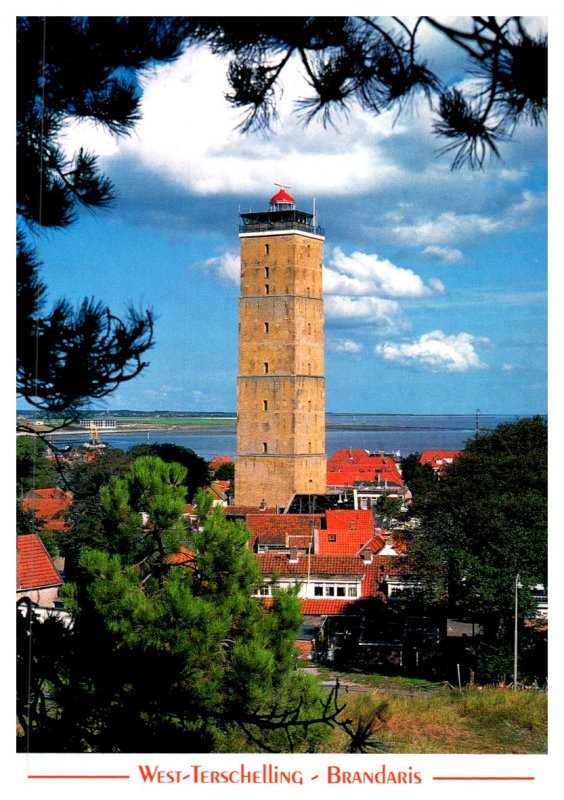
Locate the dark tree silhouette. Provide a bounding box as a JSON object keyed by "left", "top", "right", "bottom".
{"left": 185, "top": 16, "right": 547, "bottom": 169}
{"left": 16, "top": 17, "right": 192, "bottom": 419}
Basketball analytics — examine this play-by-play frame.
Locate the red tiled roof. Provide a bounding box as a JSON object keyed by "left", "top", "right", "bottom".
{"left": 257, "top": 551, "right": 369, "bottom": 577}
{"left": 327, "top": 449, "right": 369, "bottom": 466}
{"left": 300, "top": 599, "right": 355, "bottom": 614}
{"left": 167, "top": 546, "right": 195, "bottom": 565}
{"left": 246, "top": 513, "right": 322, "bottom": 547}
{"left": 325, "top": 509, "right": 374, "bottom": 531}
{"left": 419, "top": 450, "right": 462, "bottom": 469}
{"left": 327, "top": 450, "right": 403, "bottom": 487}
{"left": 17, "top": 534, "right": 63, "bottom": 591}
{"left": 208, "top": 455, "right": 233, "bottom": 471}
{"left": 22, "top": 487, "right": 73, "bottom": 532}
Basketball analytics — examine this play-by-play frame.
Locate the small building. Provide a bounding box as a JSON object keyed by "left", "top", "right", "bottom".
{"left": 16, "top": 533, "right": 64, "bottom": 609}
{"left": 419, "top": 450, "right": 462, "bottom": 478}
{"left": 22, "top": 487, "right": 73, "bottom": 534}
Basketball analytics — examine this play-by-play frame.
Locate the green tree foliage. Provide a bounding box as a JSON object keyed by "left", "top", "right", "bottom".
{"left": 400, "top": 453, "right": 436, "bottom": 513}
{"left": 406, "top": 417, "right": 547, "bottom": 680}
{"left": 18, "top": 457, "right": 342, "bottom": 752}
{"left": 375, "top": 493, "right": 403, "bottom": 522}
{"left": 16, "top": 435, "right": 59, "bottom": 494}
{"left": 129, "top": 442, "right": 209, "bottom": 502}
{"left": 214, "top": 461, "right": 235, "bottom": 482}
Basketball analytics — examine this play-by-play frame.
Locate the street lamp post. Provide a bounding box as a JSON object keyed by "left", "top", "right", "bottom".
{"left": 513, "top": 574, "right": 522, "bottom": 690}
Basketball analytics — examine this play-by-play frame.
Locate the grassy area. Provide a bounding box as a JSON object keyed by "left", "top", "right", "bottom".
{"left": 113, "top": 416, "right": 236, "bottom": 428}
{"left": 317, "top": 673, "right": 548, "bottom": 754}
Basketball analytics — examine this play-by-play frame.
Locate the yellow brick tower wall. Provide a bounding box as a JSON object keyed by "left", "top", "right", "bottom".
{"left": 235, "top": 229, "right": 327, "bottom": 508}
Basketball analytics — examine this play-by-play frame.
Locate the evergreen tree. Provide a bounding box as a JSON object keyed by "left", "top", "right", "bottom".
{"left": 18, "top": 457, "right": 344, "bottom": 752}
{"left": 16, "top": 435, "right": 59, "bottom": 494}
{"left": 129, "top": 442, "right": 209, "bottom": 502}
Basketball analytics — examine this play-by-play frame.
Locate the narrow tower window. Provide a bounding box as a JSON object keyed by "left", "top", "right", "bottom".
{"left": 264, "top": 321, "right": 269, "bottom": 334}
{"left": 265, "top": 244, "right": 270, "bottom": 255}
{"left": 264, "top": 267, "right": 269, "bottom": 278}
{"left": 307, "top": 322, "right": 311, "bottom": 335}
{"left": 265, "top": 284, "right": 270, "bottom": 295}
{"left": 263, "top": 442, "right": 268, "bottom": 453}
{"left": 264, "top": 362, "right": 269, "bottom": 374}
{"left": 263, "top": 400, "right": 268, "bottom": 412}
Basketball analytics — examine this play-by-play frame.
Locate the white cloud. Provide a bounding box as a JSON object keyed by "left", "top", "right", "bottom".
{"left": 56, "top": 47, "right": 410, "bottom": 199}
{"left": 328, "top": 338, "right": 364, "bottom": 354}
{"left": 325, "top": 247, "right": 444, "bottom": 297}
{"left": 202, "top": 252, "right": 240, "bottom": 284}
{"left": 375, "top": 330, "right": 489, "bottom": 372}
{"left": 325, "top": 295, "right": 408, "bottom": 335}
{"left": 421, "top": 245, "right": 464, "bottom": 264}
{"left": 390, "top": 189, "right": 546, "bottom": 248}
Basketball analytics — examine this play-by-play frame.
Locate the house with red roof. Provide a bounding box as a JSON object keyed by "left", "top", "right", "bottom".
{"left": 208, "top": 455, "right": 233, "bottom": 474}
{"left": 22, "top": 487, "right": 73, "bottom": 533}
{"left": 419, "top": 450, "right": 462, "bottom": 478}
{"left": 16, "top": 533, "right": 64, "bottom": 609}
{"left": 326, "top": 449, "right": 411, "bottom": 512}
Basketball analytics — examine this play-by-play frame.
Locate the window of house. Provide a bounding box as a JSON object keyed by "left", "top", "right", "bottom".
{"left": 336, "top": 586, "right": 346, "bottom": 597}
{"left": 325, "top": 586, "right": 335, "bottom": 596}
{"left": 328, "top": 534, "right": 336, "bottom": 542}
{"left": 314, "top": 586, "right": 323, "bottom": 597}
{"left": 347, "top": 587, "right": 358, "bottom": 597}
{"left": 257, "top": 585, "right": 270, "bottom": 596}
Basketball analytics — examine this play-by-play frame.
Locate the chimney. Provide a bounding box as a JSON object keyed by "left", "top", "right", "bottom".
{"left": 360, "top": 547, "right": 373, "bottom": 564}
{"left": 288, "top": 548, "right": 299, "bottom": 563}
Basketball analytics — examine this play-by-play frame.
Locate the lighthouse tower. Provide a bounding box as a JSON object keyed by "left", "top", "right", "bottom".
{"left": 235, "top": 188, "right": 327, "bottom": 509}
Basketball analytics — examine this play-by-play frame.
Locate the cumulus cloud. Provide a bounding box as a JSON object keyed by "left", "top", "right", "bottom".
{"left": 201, "top": 252, "right": 240, "bottom": 284}
{"left": 328, "top": 338, "right": 364, "bottom": 354}
{"left": 375, "top": 330, "right": 489, "bottom": 372}
{"left": 325, "top": 295, "right": 408, "bottom": 335}
{"left": 325, "top": 247, "right": 445, "bottom": 297}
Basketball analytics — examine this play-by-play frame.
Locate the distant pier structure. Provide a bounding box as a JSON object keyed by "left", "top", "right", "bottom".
{"left": 235, "top": 187, "right": 327, "bottom": 508}
{"left": 79, "top": 418, "right": 117, "bottom": 430}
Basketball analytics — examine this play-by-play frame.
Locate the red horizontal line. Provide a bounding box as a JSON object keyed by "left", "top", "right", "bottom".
{"left": 28, "top": 775, "right": 130, "bottom": 780}
{"left": 433, "top": 777, "right": 535, "bottom": 781}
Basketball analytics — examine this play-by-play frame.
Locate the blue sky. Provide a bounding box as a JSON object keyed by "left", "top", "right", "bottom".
{"left": 18, "top": 16, "right": 548, "bottom": 415}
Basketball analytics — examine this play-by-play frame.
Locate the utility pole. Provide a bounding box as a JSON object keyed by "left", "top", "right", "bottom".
{"left": 513, "top": 573, "right": 522, "bottom": 690}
